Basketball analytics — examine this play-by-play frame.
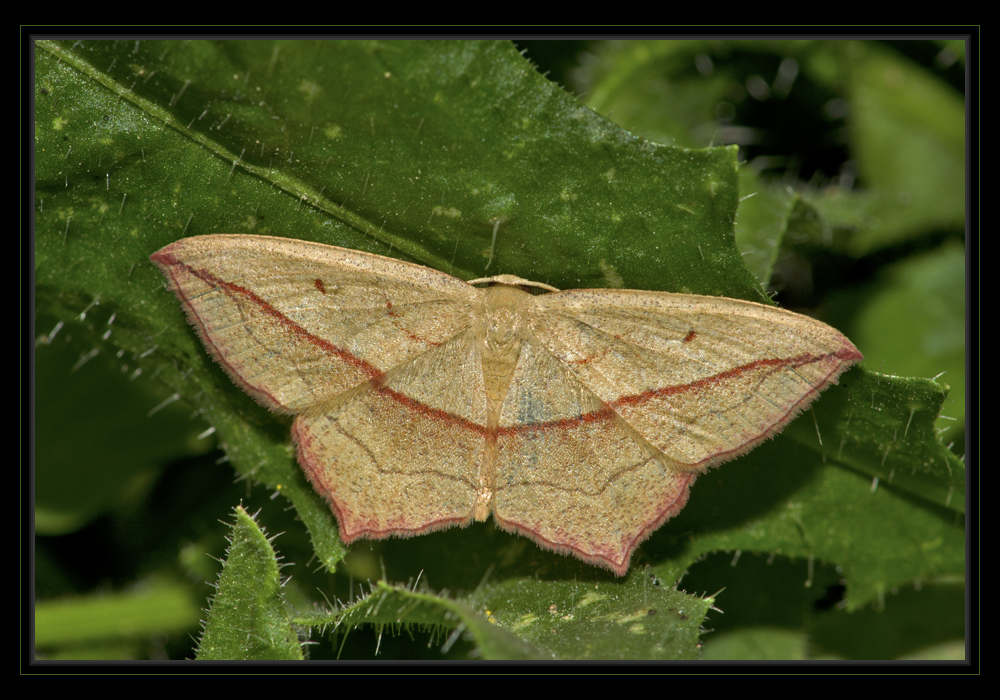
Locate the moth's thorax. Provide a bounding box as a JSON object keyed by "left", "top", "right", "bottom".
{"left": 475, "top": 284, "right": 533, "bottom": 410}
{"left": 477, "top": 284, "right": 533, "bottom": 359}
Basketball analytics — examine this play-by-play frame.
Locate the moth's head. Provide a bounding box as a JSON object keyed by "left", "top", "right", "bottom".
{"left": 468, "top": 274, "right": 559, "bottom": 293}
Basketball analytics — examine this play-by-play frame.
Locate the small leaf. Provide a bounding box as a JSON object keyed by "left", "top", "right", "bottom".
{"left": 196, "top": 507, "right": 303, "bottom": 661}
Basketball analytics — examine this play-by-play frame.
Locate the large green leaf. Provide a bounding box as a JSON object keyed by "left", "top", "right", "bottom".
{"left": 34, "top": 39, "right": 965, "bottom": 661}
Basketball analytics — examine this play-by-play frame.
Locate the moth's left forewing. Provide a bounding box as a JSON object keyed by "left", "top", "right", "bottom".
{"left": 530, "top": 289, "right": 862, "bottom": 470}
{"left": 151, "top": 235, "right": 479, "bottom": 413}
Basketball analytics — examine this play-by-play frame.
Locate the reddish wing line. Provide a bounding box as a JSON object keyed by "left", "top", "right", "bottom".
{"left": 498, "top": 347, "right": 860, "bottom": 435}
{"left": 369, "top": 380, "right": 488, "bottom": 436}
{"left": 156, "top": 252, "right": 860, "bottom": 477}
{"left": 158, "top": 252, "right": 860, "bottom": 452}
{"left": 612, "top": 348, "right": 861, "bottom": 408}
{"left": 165, "top": 256, "right": 380, "bottom": 376}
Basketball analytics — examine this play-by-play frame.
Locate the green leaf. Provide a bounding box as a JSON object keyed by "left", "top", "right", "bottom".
{"left": 316, "top": 580, "right": 547, "bottom": 660}
{"left": 34, "top": 578, "right": 202, "bottom": 656}
{"left": 196, "top": 506, "right": 303, "bottom": 660}
{"left": 294, "top": 567, "right": 712, "bottom": 660}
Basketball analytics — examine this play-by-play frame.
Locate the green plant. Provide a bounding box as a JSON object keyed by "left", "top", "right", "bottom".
{"left": 33, "top": 38, "right": 965, "bottom": 661}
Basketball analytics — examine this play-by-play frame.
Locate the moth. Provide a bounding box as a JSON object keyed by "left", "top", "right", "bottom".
{"left": 152, "top": 234, "right": 861, "bottom": 574}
